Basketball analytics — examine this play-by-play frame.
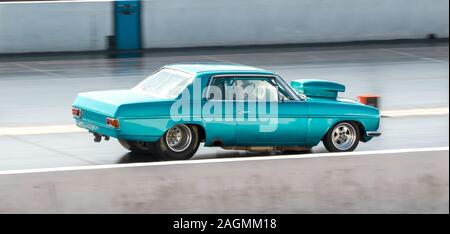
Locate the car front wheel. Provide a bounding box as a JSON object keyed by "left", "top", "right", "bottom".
{"left": 154, "top": 124, "right": 200, "bottom": 160}
{"left": 323, "top": 122, "right": 360, "bottom": 152}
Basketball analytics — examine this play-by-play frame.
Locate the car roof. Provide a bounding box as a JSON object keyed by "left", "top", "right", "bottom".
{"left": 164, "top": 63, "right": 275, "bottom": 76}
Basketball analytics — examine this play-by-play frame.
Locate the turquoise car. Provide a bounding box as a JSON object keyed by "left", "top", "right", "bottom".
{"left": 72, "top": 64, "right": 381, "bottom": 160}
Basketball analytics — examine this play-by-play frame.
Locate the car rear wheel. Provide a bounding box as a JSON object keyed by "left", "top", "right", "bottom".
{"left": 154, "top": 124, "right": 200, "bottom": 160}
{"left": 118, "top": 140, "right": 155, "bottom": 155}
{"left": 323, "top": 122, "right": 360, "bottom": 152}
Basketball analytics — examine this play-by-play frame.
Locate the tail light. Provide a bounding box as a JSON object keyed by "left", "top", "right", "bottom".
{"left": 106, "top": 117, "right": 120, "bottom": 129}
{"left": 72, "top": 107, "right": 82, "bottom": 117}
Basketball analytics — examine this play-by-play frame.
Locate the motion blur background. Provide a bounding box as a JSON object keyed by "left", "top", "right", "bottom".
{"left": 0, "top": 0, "right": 448, "bottom": 213}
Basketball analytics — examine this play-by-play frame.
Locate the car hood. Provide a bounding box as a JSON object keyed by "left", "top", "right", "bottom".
{"left": 308, "top": 96, "right": 380, "bottom": 118}
{"left": 73, "top": 89, "right": 170, "bottom": 116}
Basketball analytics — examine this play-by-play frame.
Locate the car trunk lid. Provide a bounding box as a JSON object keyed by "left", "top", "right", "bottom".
{"left": 73, "top": 89, "right": 167, "bottom": 122}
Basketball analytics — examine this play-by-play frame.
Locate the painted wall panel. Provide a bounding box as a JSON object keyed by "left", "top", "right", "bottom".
{"left": 142, "top": 0, "right": 449, "bottom": 48}
{"left": 0, "top": 1, "right": 113, "bottom": 53}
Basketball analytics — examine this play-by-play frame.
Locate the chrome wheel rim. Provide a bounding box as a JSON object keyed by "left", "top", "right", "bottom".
{"left": 165, "top": 124, "right": 192, "bottom": 152}
{"left": 331, "top": 123, "right": 357, "bottom": 151}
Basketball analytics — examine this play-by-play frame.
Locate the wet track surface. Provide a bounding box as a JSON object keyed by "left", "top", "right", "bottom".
{"left": 0, "top": 41, "right": 448, "bottom": 171}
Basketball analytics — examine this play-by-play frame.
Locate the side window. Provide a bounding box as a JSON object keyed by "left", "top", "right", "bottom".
{"left": 207, "top": 77, "right": 235, "bottom": 100}
{"left": 235, "top": 77, "right": 278, "bottom": 102}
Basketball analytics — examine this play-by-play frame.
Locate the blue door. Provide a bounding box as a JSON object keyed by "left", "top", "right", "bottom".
{"left": 234, "top": 76, "right": 309, "bottom": 146}
{"left": 114, "top": 0, "right": 141, "bottom": 50}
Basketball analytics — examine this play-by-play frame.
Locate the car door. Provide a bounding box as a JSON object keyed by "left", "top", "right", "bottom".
{"left": 235, "top": 76, "right": 308, "bottom": 145}
{"left": 202, "top": 76, "right": 237, "bottom": 146}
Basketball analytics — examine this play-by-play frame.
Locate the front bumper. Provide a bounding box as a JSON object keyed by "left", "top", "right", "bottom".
{"left": 366, "top": 131, "right": 381, "bottom": 137}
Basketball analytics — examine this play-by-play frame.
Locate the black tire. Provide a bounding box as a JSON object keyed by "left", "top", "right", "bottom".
{"left": 118, "top": 140, "right": 155, "bottom": 155}
{"left": 154, "top": 124, "right": 200, "bottom": 160}
{"left": 323, "top": 122, "right": 360, "bottom": 152}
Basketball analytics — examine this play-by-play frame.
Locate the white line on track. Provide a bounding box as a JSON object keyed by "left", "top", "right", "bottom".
{"left": 0, "top": 125, "right": 86, "bottom": 136}
{"left": 0, "top": 147, "right": 447, "bottom": 175}
{"left": 381, "top": 107, "right": 449, "bottom": 117}
{"left": 0, "top": 107, "right": 448, "bottom": 136}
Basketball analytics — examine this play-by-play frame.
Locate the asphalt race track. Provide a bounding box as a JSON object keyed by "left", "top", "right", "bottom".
{"left": 0, "top": 41, "right": 448, "bottom": 171}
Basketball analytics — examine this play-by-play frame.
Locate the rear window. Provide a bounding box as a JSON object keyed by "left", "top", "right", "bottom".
{"left": 133, "top": 68, "right": 194, "bottom": 99}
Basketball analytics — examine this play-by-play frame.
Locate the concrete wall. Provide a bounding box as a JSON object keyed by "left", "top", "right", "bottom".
{"left": 0, "top": 150, "right": 448, "bottom": 213}
{"left": 0, "top": 0, "right": 448, "bottom": 53}
{"left": 142, "top": 0, "right": 449, "bottom": 48}
{"left": 0, "top": 1, "right": 113, "bottom": 53}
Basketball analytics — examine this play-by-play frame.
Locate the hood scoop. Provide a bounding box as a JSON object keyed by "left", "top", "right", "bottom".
{"left": 290, "top": 79, "right": 345, "bottom": 99}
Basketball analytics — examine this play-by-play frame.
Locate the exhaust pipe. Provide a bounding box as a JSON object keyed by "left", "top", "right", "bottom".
{"left": 93, "top": 133, "right": 110, "bottom": 142}
{"left": 93, "top": 133, "right": 102, "bottom": 142}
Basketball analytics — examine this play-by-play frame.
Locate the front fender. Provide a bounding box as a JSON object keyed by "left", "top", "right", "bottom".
{"left": 306, "top": 99, "right": 380, "bottom": 145}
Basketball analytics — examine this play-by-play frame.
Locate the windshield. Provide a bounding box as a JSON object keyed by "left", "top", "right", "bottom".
{"left": 276, "top": 76, "right": 304, "bottom": 100}
{"left": 132, "top": 68, "right": 194, "bottom": 99}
